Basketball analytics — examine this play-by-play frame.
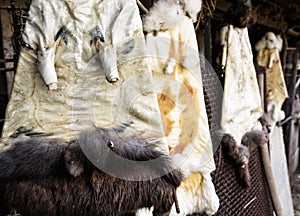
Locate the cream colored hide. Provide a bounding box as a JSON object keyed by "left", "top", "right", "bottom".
{"left": 255, "top": 32, "right": 288, "bottom": 131}
{"left": 0, "top": 0, "right": 168, "bottom": 153}
{"left": 220, "top": 25, "right": 262, "bottom": 144}
{"left": 137, "top": 16, "right": 219, "bottom": 216}
{"left": 256, "top": 32, "right": 293, "bottom": 216}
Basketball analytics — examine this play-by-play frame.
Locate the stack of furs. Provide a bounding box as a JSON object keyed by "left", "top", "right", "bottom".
{"left": 0, "top": 126, "right": 183, "bottom": 216}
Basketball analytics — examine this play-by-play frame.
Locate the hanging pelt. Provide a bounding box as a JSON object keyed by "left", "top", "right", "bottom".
{"left": 0, "top": 126, "right": 183, "bottom": 216}
{"left": 223, "top": 0, "right": 254, "bottom": 28}
{"left": 182, "top": 0, "right": 202, "bottom": 22}
{"left": 255, "top": 32, "right": 283, "bottom": 52}
{"left": 220, "top": 129, "right": 268, "bottom": 188}
{"left": 220, "top": 0, "right": 262, "bottom": 144}
{"left": 220, "top": 133, "right": 251, "bottom": 188}
{"left": 142, "top": 1, "right": 219, "bottom": 214}
{"left": 255, "top": 32, "right": 288, "bottom": 128}
{"left": 141, "top": 0, "right": 202, "bottom": 33}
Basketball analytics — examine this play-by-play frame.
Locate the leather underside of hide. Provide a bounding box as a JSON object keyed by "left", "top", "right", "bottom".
{"left": 145, "top": 16, "right": 219, "bottom": 215}
{"left": 221, "top": 25, "right": 262, "bottom": 144}
{"left": 257, "top": 48, "right": 288, "bottom": 107}
{"left": 0, "top": 0, "right": 167, "bottom": 154}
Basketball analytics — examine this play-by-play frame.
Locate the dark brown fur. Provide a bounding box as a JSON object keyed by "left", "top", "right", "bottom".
{"left": 0, "top": 139, "right": 66, "bottom": 179}
{"left": 79, "top": 126, "right": 183, "bottom": 215}
{"left": 221, "top": 133, "right": 251, "bottom": 188}
{"left": 220, "top": 130, "right": 269, "bottom": 188}
{"left": 0, "top": 126, "right": 183, "bottom": 216}
{"left": 64, "top": 141, "right": 86, "bottom": 177}
{"left": 241, "top": 129, "right": 269, "bottom": 152}
{"left": 224, "top": 0, "right": 254, "bottom": 28}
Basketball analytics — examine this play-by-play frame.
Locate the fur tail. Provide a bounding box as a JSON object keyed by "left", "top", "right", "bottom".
{"left": 241, "top": 130, "right": 268, "bottom": 149}
{"left": 221, "top": 133, "right": 251, "bottom": 187}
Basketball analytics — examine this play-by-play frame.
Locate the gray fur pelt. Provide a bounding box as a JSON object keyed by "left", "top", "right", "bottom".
{"left": 0, "top": 125, "right": 182, "bottom": 216}
{"left": 0, "top": 139, "right": 66, "bottom": 178}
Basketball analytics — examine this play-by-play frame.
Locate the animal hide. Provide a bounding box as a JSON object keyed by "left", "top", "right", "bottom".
{"left": 1, "top": 0, "right": 168, "bottom": 155}
{"left": 142, "top": 16, "right": 219, "bottom": 215}
{"left": 255, "top": 32, "right": 288, "bottom": 132}
{"left": 142, "top": 0, "right": 202, "bottom": 33}
{"left": 0, "top": 138, "right": 66, "bottom": 179}
{"left": 256, "top": 39, "right": 287, "bottom": 105}
{"left": 0, "top": 131, "right": 182, "bottom": 216}
{"left": 220, "top": 25, "right": 262, "bottom": 144}
{"left": 142, "top": 0, "right": 185, "bottom": 33}
{"left": 22, "top": 0, "right": 127, "bottom": 87}
{"left": 219, "top": 129, "right": 269, "bottom": 188}
{"left": 182, "top": 0, "right": 202, "bottom": 22}
{"left": 255, "top": 32, "right": 283, "bottom": 52}
{"left": 223, "top": 0, "right": 254, "bottom": 28}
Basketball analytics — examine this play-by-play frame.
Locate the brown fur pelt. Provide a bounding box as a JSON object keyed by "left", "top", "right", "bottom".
{"left": 0, "top": 138, "right": 66, "bottom": 179}
{"left": 0, "top": 173, "right": 95, "bottom": 216}
{"left": 220, "top": 129, "right": 269, "bottom": 189}
{"left": 220, "top": 133, "right": 251, "bottom": 188}
{"left": 79, "top": 125, "right": 183, "bottom": 215}
{"left": 0, "top": 126, "right": 183, "bottom": 216}
{"left": 223, "top": 0, "right": 254, "bottom": 28}
{"left": 241, "top": 129, "right": 269, "bottom": 152}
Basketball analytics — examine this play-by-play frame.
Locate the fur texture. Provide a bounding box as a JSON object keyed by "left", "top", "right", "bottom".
{"left": 142, "top": 0, "right": 202, "bottom": 33}
{"left": 229, "top": 129, "right": 268, "bottom": 188}
{"left": 79, "top": 126, "right": 183, "bottom": 215}
{"left": 142, "top": 0, "right": 185, "bottom": 33}
{"left": 255, "top": 32, "right": 283, "bottom": 51}
{"left": 64, "top": 141, "right": 86, "bottom": 177}
{"left": 224, "top": 0, "right": 254, "bottom": 28}
{"left": 241, "top": 129, "right": 269, "bottom": 151}
{"left": 182, "top": 0, "right": 202, "bottom": 22}
{"left": 221, "top": 133, "right": 251, "bottom": 187}
{"left": 0, "top": 139, "right": 66, "bottom": 178}
{"left": 79, "top": 126, "right": 180, "bottom": 181}
{"left": 0, "top": 126, "right": 183, "bottom": 216}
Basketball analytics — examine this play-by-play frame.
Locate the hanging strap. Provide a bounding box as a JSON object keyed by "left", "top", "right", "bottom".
{"left": 221, "top": 25, "right": 230, "bottom": 72}
{"left": 136, "top": 0, "right": 149, "bottom": 13}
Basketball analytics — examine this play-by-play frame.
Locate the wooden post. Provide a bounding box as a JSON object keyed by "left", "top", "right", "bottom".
{"left": 288, "top": 41, "right": 300, "bottom": 174}
{"left": 260, "top": 143, "right": 284, "bottom": 216}
{"left": 0, "top": 11, "right": 8, "bottom": 136}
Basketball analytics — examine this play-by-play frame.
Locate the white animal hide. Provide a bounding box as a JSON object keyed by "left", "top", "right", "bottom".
{"left": 255, "top": 32, "right": 283, "bottom": 52}
{"left": 143, "top": 16, "right": 219, "bottom": 215}
{"left": 183, "top": 0, "right": 202, "bottom": 22}
{"left": 142, "top": 0, "right": 185, "bottom": 33}
{"left": 1, "top": 0, "right": 169, "bottom": 155}
{"left": 220, "top": 25, "right": 262, "bottom": 144}
{"left": 142, "top": 0, "right": 203, "bottom": 33}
